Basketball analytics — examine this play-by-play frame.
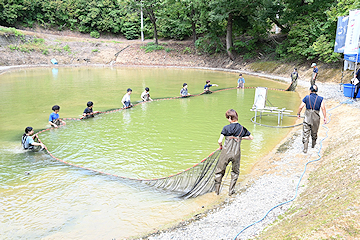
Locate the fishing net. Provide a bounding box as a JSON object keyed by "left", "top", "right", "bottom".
{"left": 138, "top": 149, "right": 222, "bottom": 199}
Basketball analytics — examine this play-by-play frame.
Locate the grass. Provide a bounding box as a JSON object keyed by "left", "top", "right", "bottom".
{"left": 140, "top": 42, "right": 164, "bottom": 53}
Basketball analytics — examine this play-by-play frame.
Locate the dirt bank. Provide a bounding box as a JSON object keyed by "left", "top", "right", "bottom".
{"left": 0, "top": 27, "right": 354, "bottom": 85}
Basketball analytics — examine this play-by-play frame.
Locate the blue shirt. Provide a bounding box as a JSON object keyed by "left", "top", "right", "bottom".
{"left": 313, "top": 67, "right": 318, "bottom": 74}
{"left": 238, "top": 77, "right": 245, "bottom": 83}
{"left": 204, "top": 84, "right": 212, "bottom": 89}
{"left": 302, "top": 93, "right": 323, "bottom": 111}
{"left": 49, "top": 112, "right": 59, "bottom": 122}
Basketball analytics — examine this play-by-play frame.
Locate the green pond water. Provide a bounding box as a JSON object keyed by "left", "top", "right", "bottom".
{"left": 0, "top": 67, "right": 299, "bottom": 239}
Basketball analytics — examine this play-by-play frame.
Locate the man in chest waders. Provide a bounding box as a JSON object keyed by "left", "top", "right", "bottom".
{"left": 215, "top": 109, "right": 254, "bottom": 196}
{"left": 297, "top": 85, "right": 327, "bottom": 153}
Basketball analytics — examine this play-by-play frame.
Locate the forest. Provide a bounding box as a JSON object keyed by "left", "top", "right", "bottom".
{"left": 0, "top": 0, "right": 359, "bottom": 63}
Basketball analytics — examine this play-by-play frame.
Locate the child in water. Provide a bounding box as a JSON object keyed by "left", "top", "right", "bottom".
{"left": 121, "top": 88, "right": 133, "bottom": 108}
{"left": 141, "top": 87, "right": 153, "bottom": 101}
{"left": 22, "top": 126, "right": 45, "bottom": 150}
{"left": 180, "top": 83, "right": 190, "bottom": 97}
{"left": 203, "top": 80, "right": 218, "bottom": 93}
{"left": 82, "top": 101, "right": 99, "bottom": 118}
{"left": 49, "top": 105, "right": 65, "bottom": 128}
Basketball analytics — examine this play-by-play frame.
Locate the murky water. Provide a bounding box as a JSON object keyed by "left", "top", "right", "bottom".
{"left": 0, "top": 67, "right": 299, "bottom": 239}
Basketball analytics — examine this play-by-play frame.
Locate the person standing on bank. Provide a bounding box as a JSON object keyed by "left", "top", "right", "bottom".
{"left": 215, "top": 109, "right": 253, "bottom": 196}
{"left": 352, "top": 68, "right": 360, "bottom": 100}
{"left": 311, "top": 63, "right": 318, "bottom": 86}
{"left": 297, "top": 85, "right": 327, "bottom": 153}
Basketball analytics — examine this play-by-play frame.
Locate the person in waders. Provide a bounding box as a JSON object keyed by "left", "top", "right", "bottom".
{"left": 180, "top": 83, "right": 190, "bottom": 97}
{"left": 215, "top": 109, "right": 254, "bottom": 196}
{"left": 82, "top": 101, "right": 99, "bottom": 119}
{"left": 121, "top": 88, "right": 133, "bottom": 108}
{"left": 22, "top": 127, "right": 45, "bottom": 151}
{"left": 297, "top": 85, "right": 327, "bottom": 153}
{"left": 203, "top": 80, "right": 218, "bottom": 93}
{"left": 310, "top": 63, "right": 318, "bottom": 86}
{"left": 49, "top": 105, "right": 65, "bottom": 128}
{"left": 286, "top": 68, "right": 298, "bottom": 91}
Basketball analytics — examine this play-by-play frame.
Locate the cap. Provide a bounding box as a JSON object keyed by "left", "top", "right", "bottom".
{"left": 206, "top": 80, "right": 210, "bottom": 83}
{"left": 127, "top": 88, "right": 132, "bottom": 92}
{"left": 145, "top": 87, "right": 149, "bottom": 91}
{"left": 311, "top": 63, "right": 317, "bottom": 67}
{"left": 183, "top": 83, "right": 187, "bottom": 87}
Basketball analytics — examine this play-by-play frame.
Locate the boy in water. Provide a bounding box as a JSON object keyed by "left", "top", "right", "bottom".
{"left": 180, "top": 83, "right": 190, "bottom": 97}
{"left": 215, "top": 109, "right": 253, "bottom": 196}
{"left": 203, "top": 80, "right": 218, "bottom": 93}
{"left": 49, "top": 105, "right": 65, "bottom": 128}
{"left": 82, "top": 101, "right": 99, "bottom": 118}
{"left": 22, "top": 126, "right": 45, "bottom": 150}
{"left": 237, "top": 74, "right": 245, "bottom": 88}
{"left": 121, "top": 88, "right": 133, "bottom": 108}
{"left": 141, "top": 87, "right": 153, "bottom": 101}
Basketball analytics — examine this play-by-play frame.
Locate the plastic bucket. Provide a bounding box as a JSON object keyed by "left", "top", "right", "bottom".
{"left": 343, "top": 83, "right": 360, "bottom": 98}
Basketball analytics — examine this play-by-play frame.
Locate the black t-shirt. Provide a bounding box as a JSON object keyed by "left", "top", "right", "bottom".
{"left": 221, "top": 123, "right": 251, "bottom": 137}
{"left": 84, "top": 107, "right": 93, "bottom": 114}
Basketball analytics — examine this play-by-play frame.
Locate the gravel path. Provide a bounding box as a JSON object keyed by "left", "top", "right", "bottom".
{"left": 142, "top": 73, "right": 360, "bottom": 240}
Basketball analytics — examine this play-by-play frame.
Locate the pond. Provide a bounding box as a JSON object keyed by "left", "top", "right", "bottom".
{"left": 0, "top": 67, "right": 299, "bottom": 239}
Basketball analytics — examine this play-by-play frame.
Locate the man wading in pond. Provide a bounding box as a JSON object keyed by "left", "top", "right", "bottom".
{"left": 215, "top": 109, "right": 253, "bottom": 196}
{"left": 297, "top": 85, "right": 327, "bottom": 153}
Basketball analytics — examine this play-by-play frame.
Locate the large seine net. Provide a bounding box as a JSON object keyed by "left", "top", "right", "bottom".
{"left": 139, "top": 149, "right": 222, "bottom": 199}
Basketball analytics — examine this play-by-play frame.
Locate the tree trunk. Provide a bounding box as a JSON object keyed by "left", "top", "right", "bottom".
{"left": 145, "top": 7, "right": 158, "bottom": 45}
{"left": 153, "top": 21, "right": 158, "bottom": 45}
{"left": 191, "top": 9, "right": 196, "bottom": 43}
{"left": 226, "top": 12, "right": 235, "bottom": 61}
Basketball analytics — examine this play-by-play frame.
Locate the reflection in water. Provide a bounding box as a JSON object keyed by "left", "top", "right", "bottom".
{"left": 52, "top": 68, "right": 58, "bottom": 80}
{"left": 237, "top": 88, "right": 245, "bottom": 102}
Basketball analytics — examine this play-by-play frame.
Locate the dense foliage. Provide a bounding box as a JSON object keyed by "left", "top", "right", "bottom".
{"left": 0, "top": 0, "right": 359, "bottom": 62}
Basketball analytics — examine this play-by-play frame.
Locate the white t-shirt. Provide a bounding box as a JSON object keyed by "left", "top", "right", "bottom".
{"left": 122, "top": 93, "right": 131, "bottom": 103}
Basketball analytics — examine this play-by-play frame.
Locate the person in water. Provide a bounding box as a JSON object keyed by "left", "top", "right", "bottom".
{"left": 82, "top": 101, "right": 99, "bottom": 118}
{"left": 141, "top": 87, "right": 153, "bottom": 101}
{"left": 203, "top": 80, "right": 218, "bottom": 93}
{"left": 215, "top": 109, "right": 254, "bottom": 196}
{"left": 121, "top": 88, "right": 133, "bottom": 108}
{"left": 49, "top": 105, "right": 65, "bottom": 128}
{"left": 297, "top": 85, "right": 327, "bottom": 153}
{"left": 180, "top": 83, "right": 190, "bottom": 97}
{"left": 237, "top": 74, "right": 245, "bottom": 88}
{"left": 22, "top": 126, "right": 45, "bottom": 150}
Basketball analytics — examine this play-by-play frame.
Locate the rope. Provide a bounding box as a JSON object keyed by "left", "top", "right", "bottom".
{"left": 233, "top": 102, "right": 342, "bottom": 240}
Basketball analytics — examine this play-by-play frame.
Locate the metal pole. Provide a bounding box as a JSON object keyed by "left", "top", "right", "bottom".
{"left": 141, "top": 2, "right": 144, "bottom": 42}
